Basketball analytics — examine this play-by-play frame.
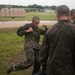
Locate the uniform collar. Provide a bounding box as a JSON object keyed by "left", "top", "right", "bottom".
{"left": 59, "top": 20, "right": 69, "bottom": 22}
{"left": 31, "top": 23, "right": 38, "bottom": 29}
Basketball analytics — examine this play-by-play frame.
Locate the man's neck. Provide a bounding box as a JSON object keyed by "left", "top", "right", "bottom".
{"left": 58, "top": 16, "right": 69, "bottom": 21}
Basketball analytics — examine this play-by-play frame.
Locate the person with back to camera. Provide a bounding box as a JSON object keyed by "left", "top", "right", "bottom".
{"left": 39, "top": 5, "right": 75, "bottom": 75}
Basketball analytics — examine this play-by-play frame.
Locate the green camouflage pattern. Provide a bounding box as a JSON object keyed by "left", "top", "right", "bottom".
{"left": 17, "top": 23, "right": 47, "bottom": 50}
{"left": 73, "top": 20, "right": 75, "bottom": 24}
{"left": 14, "top": 23, "right": 47, "bottom": 73}
{"left": 39, "top": 20, "right": 75, "bottom": 75}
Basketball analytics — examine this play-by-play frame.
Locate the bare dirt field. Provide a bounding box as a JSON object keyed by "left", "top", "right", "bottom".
{"left": 0, "top": 20, "right": 57, "bottom": 28}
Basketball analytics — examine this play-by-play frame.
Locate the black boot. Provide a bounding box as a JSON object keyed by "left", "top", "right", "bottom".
{"left": 6, "top": 64, "right": 14, "bottom": 74}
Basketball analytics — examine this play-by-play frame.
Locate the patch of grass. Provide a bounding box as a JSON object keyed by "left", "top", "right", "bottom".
{"left": 0, "top": 28, "right": 25, "bottom": 75}
{"left": 0, "top": 28, "right": 23, "bottom": 58}
{"left": 0, "top": 12, "right": 57, "bottom": 21}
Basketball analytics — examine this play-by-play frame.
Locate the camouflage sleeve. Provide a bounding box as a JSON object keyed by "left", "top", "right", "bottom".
{"left": 39, "top": 28, "right": 48, "bottom": 35}
{"left": 39, "top": 32, "right": 49, "bottom": 66}
{"left": 71, "top": 24, "right": 75, "bottom": 45}
{"left": 73, "top": 20, "right": 75, "bottom": 24}
{"left": 17, "top": 24, "right": 29, "bottom": 36}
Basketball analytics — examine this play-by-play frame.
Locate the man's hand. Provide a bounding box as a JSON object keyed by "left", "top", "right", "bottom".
{"left": 43, "top": 25, "right": 48, "bottom": 29}
{"left": 26, "top": 27, "right": 33, "bottom": 32}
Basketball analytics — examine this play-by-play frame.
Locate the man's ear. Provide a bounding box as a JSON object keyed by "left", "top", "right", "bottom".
{"left": 56, "top": 11, "right": 60, "bottom": 21}
{"left": 56, "top": 11, "right": 59, "bottom": 18}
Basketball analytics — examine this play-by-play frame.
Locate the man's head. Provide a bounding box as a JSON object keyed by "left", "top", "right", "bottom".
{"left": 56, "top": 5, "right": 70, "bottom": 20}
{"left": 32, "top": 16, "right": 40, "bottom": 27}
{"left": 70, "top": 9, "right": 75, "bottom": 20}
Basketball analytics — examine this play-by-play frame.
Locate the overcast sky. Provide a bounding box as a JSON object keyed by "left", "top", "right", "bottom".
{"left": 0, "top": 0, "right": 75, "bottom": 9}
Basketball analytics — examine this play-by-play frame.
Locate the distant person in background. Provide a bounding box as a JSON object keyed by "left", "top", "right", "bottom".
{"left": 39, "top": 5, "right": 75, "bottom": 75}
{"left": 69, "top": 9, "right": 75, "bottom": 24}
{"left": 6, "top": 16, "right": 48, "bottom": 75}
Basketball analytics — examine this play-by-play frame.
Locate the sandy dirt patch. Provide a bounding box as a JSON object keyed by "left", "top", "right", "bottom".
{"left": 0, "top": 20, "right": 57, "bottom": 28}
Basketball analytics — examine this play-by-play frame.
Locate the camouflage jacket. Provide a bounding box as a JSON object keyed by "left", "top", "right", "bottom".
{"left": 39, "top": 20, "right": 75, "bottom": 75}
{"left": 69, "top": 20, "right": 75, "bottom": 24}
{"left": 73, "top": 20, "right": 75, "bottom": 24}
{"left": 17, "top": 23, "right": 47, "bottom": 50}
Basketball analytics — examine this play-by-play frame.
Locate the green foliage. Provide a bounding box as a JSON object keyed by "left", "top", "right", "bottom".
{"left": 0, "top": 28, "right": 23, "bottom": 60}
{"left": 0, "top": 4, "right": 57, "bottom": 9}
{"left": 50, "top": 5, "right": 57, "bottom": 10}
{"left": 0, "top": 28, "right": 24, "bottom": 75}
{"left": 28, "top": 4, "right": 43, "bottom": 9}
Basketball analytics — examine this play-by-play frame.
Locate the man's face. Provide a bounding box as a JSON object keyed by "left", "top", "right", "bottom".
{"left": 32, "top": 20, "right": 40, "bottom": 27}
{"left": 72, "top": 13, "right": 75, "bottom": 19}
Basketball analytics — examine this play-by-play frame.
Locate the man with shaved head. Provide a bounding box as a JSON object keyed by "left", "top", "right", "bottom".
{"left": 39, "top": 5, "right": 75, "bottom": 75}
{"left": 6, "top": 16, "right": 48, "bottom": 75}
{"left": 69, "top": 9, "right": 75, "bottom": 24}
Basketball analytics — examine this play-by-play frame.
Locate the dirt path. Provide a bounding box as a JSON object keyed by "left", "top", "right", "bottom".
{"left": 6, "top": 51, "right": 33, "bottom": 75}
{"left": 0, "top": 20, "right": 57, "bottom": 28}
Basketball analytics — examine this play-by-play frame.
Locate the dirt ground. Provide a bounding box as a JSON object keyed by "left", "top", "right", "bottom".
{"left": 0, "top": 20, "right": 57, "bottom": 28}
{"left": 6, "top": 51, "right": 33, "bottom": 74}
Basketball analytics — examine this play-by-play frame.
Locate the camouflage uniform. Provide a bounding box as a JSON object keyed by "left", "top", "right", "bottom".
{"left": 39, "top": 20, "right": 75, "bottom": 75}
{"left": 15, "top": 23, "right": 47, "bottom": 74}
{"left": 73, "top": 20, "right": 75, "bottom": 24}
{"left": 69, "top": 20, "right": 75, "bottom": 24}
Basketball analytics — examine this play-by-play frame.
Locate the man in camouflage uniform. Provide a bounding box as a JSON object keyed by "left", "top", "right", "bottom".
{"left": 7, "top": 16, "right": 48, "bottom": 75}
{"left": 69, "top": 9, "right": 75, "bottom": 24}
{"left": 39, "top": 5, "right": 75, "bottom": 75}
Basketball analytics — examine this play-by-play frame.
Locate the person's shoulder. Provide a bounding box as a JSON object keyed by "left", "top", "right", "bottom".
{"left": 46, "top": 23, "right": 58, "bottom": 34}
{"left": 18, "top": 23, "right": 31, "bottom": 29}
{"left": 73, "top": 20, "right": 75, "bottom": 24}
{"left": 24, "top": 23, "right": 31, "bottom": 26}
{"left": 68, "top": 22, "right": 75, "bottom": 26}
{"left": 22, "top": 23, "right": 31, "bottom": 28}
{"left": 67, "top": 22, "right": 75, "bottom": 30}
{"left": 68, "top": 20, "right": 75, "bottom": 24}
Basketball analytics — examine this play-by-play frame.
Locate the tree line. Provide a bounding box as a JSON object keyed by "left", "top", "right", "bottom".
{"left": 0, "top": 4, "right": 57, "bottom": 10}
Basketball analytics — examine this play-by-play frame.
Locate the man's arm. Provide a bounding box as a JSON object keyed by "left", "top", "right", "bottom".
{"left": 17, "top": 24, "right": 33, "bottom": 36}
{"left": 39, "top": 25, "right": 48, "bottom": 35}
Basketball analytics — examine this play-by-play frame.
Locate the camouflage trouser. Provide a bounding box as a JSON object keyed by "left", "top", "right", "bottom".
{"left": 14, "top": 47, "right": 40, "bottom": 74}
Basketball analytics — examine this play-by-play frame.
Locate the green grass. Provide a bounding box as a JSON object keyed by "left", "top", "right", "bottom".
{"left": 0, "top": 27, "right": 48, "bottom": 75}
{"left": 0, "top": 12, "right": 57, "bottom": 21}
{"left": 0, "top": 28, "right": 26, "bottom": 75}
